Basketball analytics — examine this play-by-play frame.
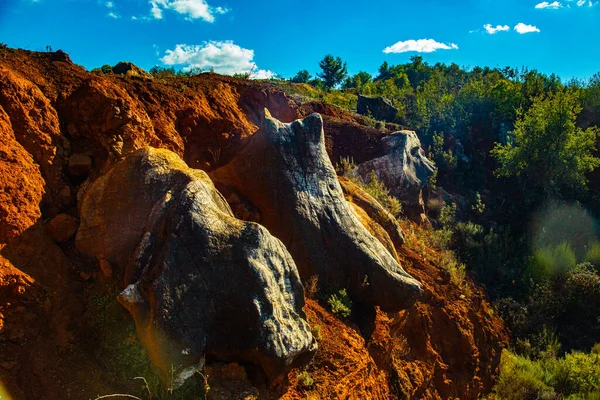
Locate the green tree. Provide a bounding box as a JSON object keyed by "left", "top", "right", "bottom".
{"left": 317, "top": 54, "right": 348, "bottom": 89}
{"left": 290, "top": 69, "right": 311, "bottom": 84}
{"left": 342, "top": 71, "right": 372, "bottom": 91}
{"left": 492, "top": 89, "right": 600, "bottom": 194}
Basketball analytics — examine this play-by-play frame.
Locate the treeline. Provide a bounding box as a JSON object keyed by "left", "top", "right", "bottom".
{"left": 295, "top": 55, "right": 600, "bottom": 365}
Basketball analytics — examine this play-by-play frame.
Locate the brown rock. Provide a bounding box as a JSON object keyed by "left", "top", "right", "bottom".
{"left": 44, "top": 213, "right": 78, "bottom": 243}
{"left": 67, "top": 154, "right": 92, "bottom": 177}
{"left": 0, "top": 107, "right": 45, "bottom": 243}
{"left": 98, "top": 259, "right": 112, "bottom": 279}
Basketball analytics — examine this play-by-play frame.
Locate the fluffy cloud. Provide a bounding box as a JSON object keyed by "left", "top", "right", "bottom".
{"left": 161, "top": 41, "right": 274, "bottom": 79}
{"left": 383, "top": 39, "right": 458, "bottom": 54}
{"left": 514, "top": 23, "right": 541, "bottom": 34}
{"left": 149, "top": 0, "right": 228, "bottom": 21}
{"left": 107, "top": 11, "right": 120, "bottom": 18}
{"left": 535, "top": 1, "right": 562, "bottom": 8}
{"left": 483, "top": 24, "right": 510, "bottom": 34}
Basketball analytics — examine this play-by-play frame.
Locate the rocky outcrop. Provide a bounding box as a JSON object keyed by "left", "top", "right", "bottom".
{"left": 357, "top": 130, "right": 435, "bottom": 222}
{"left": 76, "top": 147, "right": 316, "bottom": 385}
{"left": 111, "top": 62, "right": 152, "bottom": 80}
{"left": 0, "top": 49, "right": 507, "bottom": 400}
{"left": 357, "top": 94, "right": 399, "bottom": 122}
{"left": 211, "top": 111, "right": 422, "bottom": 312}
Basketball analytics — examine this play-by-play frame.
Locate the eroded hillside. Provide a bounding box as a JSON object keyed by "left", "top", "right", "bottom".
{"left": 0, "top": 48, "right": 506, "bottom": 399}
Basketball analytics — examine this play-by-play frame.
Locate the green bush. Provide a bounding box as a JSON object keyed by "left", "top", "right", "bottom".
{"left": 336, "top": 158, "right": 403, "bottom": 218}
{"left": 494, "top": 348, "right": 600, "bottom": 399}
{"left": 493, "top": 350, "right": 556, "bottom": 400}
{"left": 327, "top": 289, "right": 352, "bottom": 318}
{"left": 297, "top": 371, "right": 314, "bottom": 389}
{"left": 531, "top": 242, "right": 577, "bottom": 281}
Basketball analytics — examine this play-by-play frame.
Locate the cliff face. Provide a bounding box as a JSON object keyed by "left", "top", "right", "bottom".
{"left": 0, "top": 48, "right": 506, "bottom": 399}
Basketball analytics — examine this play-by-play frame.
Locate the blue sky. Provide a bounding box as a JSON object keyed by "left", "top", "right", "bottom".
{"left": 1, "top": 0, "right": 599, "bottom": 81}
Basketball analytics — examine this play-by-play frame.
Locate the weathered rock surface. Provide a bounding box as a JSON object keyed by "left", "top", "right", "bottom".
{"left": 77, "top": 147, "right": 316, "bottom": 384}
{"left": 44, "top": 213, "right": 78, "bottom": 243}
{"left": 357, "top": 130, "right": 435, "bottom": 222}
{"left": 357, "top": 94, "right": 399, "bottom": 122}
{"left": 111, "top": 62, "right": 152, "bottom": 80}
{"left": 0, "top": 107, "right": 45, "bottom": 243}
{"left": 67, "top": 153, "right": 92, "bottom": 177}
{"left": 211, "top": 111, "right": 422, "bottom": 312}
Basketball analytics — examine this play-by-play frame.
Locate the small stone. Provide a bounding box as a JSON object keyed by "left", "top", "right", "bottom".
{"left": 68, "top": 154, "right": 92, "bottom": 177}
{"left": 45, "top": 213, "right": 78, "bottom": 243}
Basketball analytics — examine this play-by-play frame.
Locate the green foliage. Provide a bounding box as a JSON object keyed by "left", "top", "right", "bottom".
{"left": 149, "top": 65, "right": 202, "bottom": 78}
{"left": 531, "top": 242, "right": 577, "bottom": 281}
{"left": 585, "top": 242, "right": 600, "bottom": 267}
{"left": 336, "top": 158, "right": 402, "bottom": 217}
{"left": 362, "top": 170, "right": 403, "bottom": 217}
{"left": 317, "top": 54, "right": 348, "bottom": 89}
{"left": 232, "top": 71, "right": 251, "bottom": 79}
{"left": 493, "top": 348, "right": 600, "bottom": 400}
{"left": 472, "top": 192, "right": 486, "bottom": 215}
{"left": 311, "top": 325, "right": 322, "bottom": 341}
{"left": 582, "top": 72, "right": 600, "bottom": 111}
{"left": 342, "top": 71, "right": 372, "bottom": 91}
{"left": 290, "top": 69, "right": 311, "bottom": 83}
{"left": 439, "top": 202, "right": 457, "bottom": 229}
{"left": 492, "top": 89, "right": 600, "bottom": 195}
{"left": 297, "top": 371, "right": 314, "bottom": 389}
{"left": 327, "top": 289, "right": 352, "bottom": 318}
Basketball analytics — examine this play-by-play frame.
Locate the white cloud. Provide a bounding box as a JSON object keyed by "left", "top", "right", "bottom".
{"left": 250, "top": 69, "right": 275, "bottom": 80}
{"left": 382, "top": 39, "right": 458, "bottom": 54}
{"left": 106, "top": 1, "right": 114, "bottom": 8}
{"left": 514, "top": 23, "right": 541, "bottom": 34}
{"left": 577, "top": 0, "right": 587, "bottom": 5}
{"left": 107, "top": 11, "right": 120, "bottom": 18}
{"left": 161, "top": 41, "right": 274, "bottom": 79}
{"left": 535, "top": 1, "right": 562, "bottom": 8}
{"left": 147, "top": 0, "right": 228, "bottom": 21}
{"left": 483, "top": 24, "right": 510, "bottom": 34}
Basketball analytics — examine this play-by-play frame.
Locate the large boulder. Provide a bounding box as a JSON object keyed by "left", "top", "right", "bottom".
{"left": 211, "top": 111, "right": 422, "bottom": 312}
{"left": 357, "top": 130, "right": 435, "bottom": 222}
{"left": 357, "top": 95, "right": 399, "bottom": 122}
{"left": 76, "top": 147, "right": 316, "bottom": 386}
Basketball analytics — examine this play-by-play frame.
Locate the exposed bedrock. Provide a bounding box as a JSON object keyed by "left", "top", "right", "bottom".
{"left": 76, "top": 147, "right": 316, "bottom": 385}
{"left": 357, "top": 130, "right": 436, "bottom": 223}
{"left": 210, "top": 110, "right": 423, "bottom": 312}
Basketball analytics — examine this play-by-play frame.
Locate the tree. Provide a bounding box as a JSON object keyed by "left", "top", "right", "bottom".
{"left": 342, "top": 71, "right": 372, "bottom": 90}
{"left": 317, "top": 55, "right": 348, "bottom": 89}
{"left": 492, "top": 89, "right": 600, "bottom": 194}
{"left": 377, "top": 61, "right": 390, "bottom": 80}
{"left": 291, "top": 70, "right": 311, "bottom": 84}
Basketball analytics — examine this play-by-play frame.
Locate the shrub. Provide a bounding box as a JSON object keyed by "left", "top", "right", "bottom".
{"left": 531, "top": 242, "right": 577, "bottom": 281}
{"left": 585, "top": 242, "right": 600, "bottom": 267}
{"left": 493, "top": 350, "right": 557, "bottom": 400}
{"left": 327, "top": 289, "right": 352, "bottom": 318}
{"left": 297, "top": 371, "right": 314, "bottom": 389}
{"left": 336, "top": 158, "right": 403, "bottom": 218}
{"left": 311, "top": 325, "right": 322, "bottom": 341}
